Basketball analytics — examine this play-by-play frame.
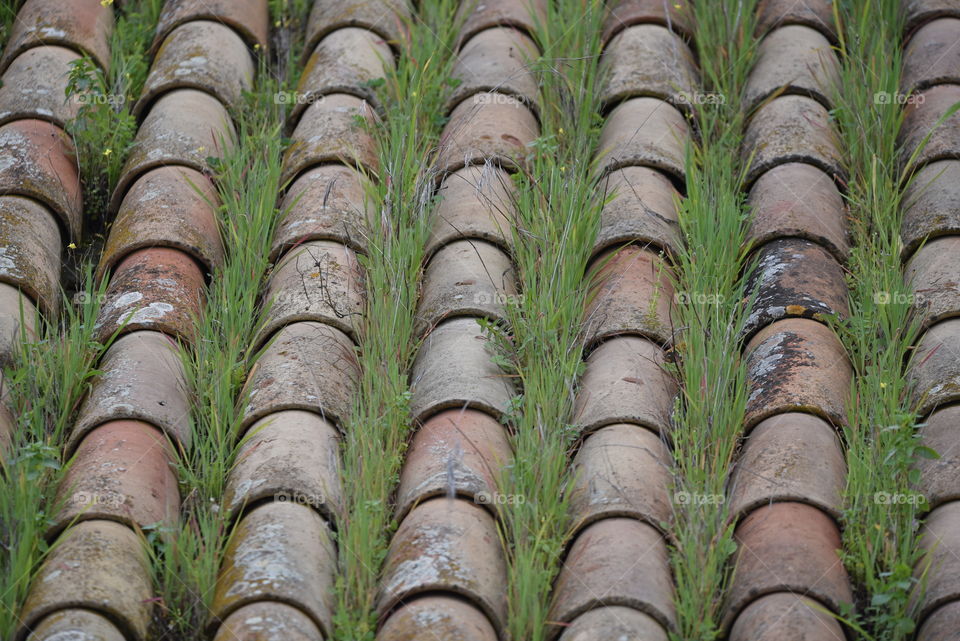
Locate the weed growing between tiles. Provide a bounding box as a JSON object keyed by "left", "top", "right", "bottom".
{"left": 667, "top": 2, "right": 759, "bottom": 638}
{"left": 64, "top": 0, "right": 162, "bottom": 233}
{"left": 0, "top": 3, "right": 17, "bottom": 52}
{"left": 487, "top": 3, "right": 606, "bottom": 639}
{"left": 0, "top": 270, "right": 109, "bottom": 636}
{"left": 144, "top": 54, "right": 284, "bottom": 637}
{"left": 329, "top": 3, "right": 461, "bottom": 640}
{"left": 829, "top": 2, "right": 929, "bottom": 637}
{"left": 267, "top": 0, "right": 311, "bottom": 89}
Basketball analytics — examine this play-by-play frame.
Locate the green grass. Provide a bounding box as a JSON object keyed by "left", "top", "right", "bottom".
{"left": 666, "top": 2, "right": 759, "bottom": 639}
{"left": 0, "top": 2, "right": 19, "bottom": 54}
{"left": 0, "top": 271, "right": 111, "bottom": 637}
{"left": 491, "top": 3, "right": 606, "bottom": 640}
{"left": 330, "top": 4, "right": 461, "bottom": 639}
{"left": 64, "top": 0, "right": 162, "bottom": 231}
{"left": 145, "top": 57, "right": 286, "bottom": 638}
{"left": 829, "top": 2, "right": 931, "bottom": 638}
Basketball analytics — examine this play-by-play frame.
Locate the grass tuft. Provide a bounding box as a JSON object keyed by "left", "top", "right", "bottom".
{"left": 329, "top": 3, "right": 461, "bottom": 640}
{"left": 494, "top": 3, "right": 606, "bottom": 640}
{"left": 667, "top": 2, "right": 759, "bottom": 638}
{"left": 829, "top": 2, "right": 929, "bottom": 638}
{"left": 146, "top": 55, "right": 286, "bottom": 639}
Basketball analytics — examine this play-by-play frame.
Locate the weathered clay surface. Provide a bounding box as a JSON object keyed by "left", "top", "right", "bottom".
{"left": 596, "top": 97, "right": 689, "bottom": 184}
{"left": 594, "top": 166, "right": 681, "bottom": 258}
{"left": 746, "top": 162, "right": 849, "bottom": 262}
{"left": 152, "top": 0, "right": 269, "bottom": 53}
{"left": 415, "top": 239, "right": 517, "bottom": 336}
{"left": 377, "top": 498, "right": 507, "bottom": 633}
{"left": 742, "top": 237, "right": 849, "bottom": 341}
{"left": 396, "top": 408, "right": 512, "bottom": 521}
{"left": 724, "top": 502, "right": 852, "bottom": 629}
{"left": 0, "top": 46, "right": 82, "bottom": 128}
{"left": 902, "top": 160, "right": 960, "bottom": 258}
{"left": 0, "top": 374, "right": 14, "bottom": 454}
{"left": 409, "top": 317, "right": 516, "bottom": 423}
{"left": 728, "top": 593, "right": 846, "bottom": 641}
{"left": 137, "top": 20, "right": 254, "bottom": 117}
{"left": 568, "top": 423, "right": 673, "bottom": 536}
{"left": 241, "top": 321, "right": 359, "bottom": 433}
{"left": 600, "top": 24, "right": 698, "bottom": 111}
{"left": 744, "top": 25, "right": 840, "bottom": 111}
{"left": 258, "top": 240, "right": 365, "bottom": 344}
{"left": 53, "top": 420, "right": 179, "bottom": 535}
{"left": 18, "top": 520, "right": 152, "bottom": 641}
{"left": 0, "top": 282, "right": 38, "bottom": 366}
{"left": 436, "top": 94, "right": 539, "bottom": 175}
{"left": 916, "top": 502, "right": 960, "bottom": 622}
{"left": 548, "top": 518, "right": 676, "bottom": 635}
{"left": 223, "top": 409, "right": 343, "bottom": 523}
{"left": 113, "top": 89, "right": 235, "bottom": 213}
{"left": 448, "top": 28, "right": 540, "bottom": 116}
{"left": 282, "top": 93, "right": 379, "bottom": 183}
{"left": 903, "top": 18, "right": 960, "bottom": 92}
{"left": 909, "top": 318, "right": 960, "bottom": 417}
{"left": 743, "top": 318, "right": 851, "bottom": 432}
{"left": 906, "top": 236, "right": 960, "bottom": 326}
{"left": 583, "top": 245, "right": 675, "bottom": 348}
{"left": 0, "top": 119, "right": 81, "bottom": 241}
{"left": 918, "top": 600, "right": 960, "bottom": 641}
{"left": 0, "top": 0, "right": 114, "bottom": 74}
{"left": 899, "top": 84, "right": 960, "bottom": 171}
{"left": 293, "top": 27, "right": 394, "bottom": 123}
{"left": 916, "top": 405, "right": 960, "bottom": 513}
{"left": 426, "top": 165, "right": 517, "bottom": 260}
{"left": 904, "top": 0, "right": 960, "bottom": 36}
{"left": 100, "top": 165, "right": 223, "bottom": 280}
{"left": 728, "top": 412, "right": 845, "bottom": 522}
{"left": 742, "top": 95, "right": 844, "bottom": 187}
{"left": 572, "top": 336, "right": 676, "bottom": 437}
{"left": 0, "top": 195, "right": 61, "bottom": 316}
{"left": 601, "top": 0, "right": 695, "bottom": 44}
{"left": 377, "top": 596, "right": 498, "bottom": 641}
{"left": 26, "top": 609, "right": 125, "bottom": 641}
{"left": 94, "top": 247, "right": 205, "bottom": 344}
{"left": 558, "top": 606, "right": 669, "bottom": 641}
{"left": 755, "top": 0, "right": 837, "bottom": 43}
{"left": 213, "top": 602, "right": 324, "bottom": 641}
{"left": 275, "top": 164, "right": 373, "bottom": 259}
{"left": 457, "top": 0, "right": 547, "bottom": 45}
{"left": 211, "top": 501, "right": 336, "bottom": 638}
{"left": 306, "top": 0, "right": 410, "bottom": 51}
{"left": 71, "top": 330, "right": 190, "bottom": 451}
